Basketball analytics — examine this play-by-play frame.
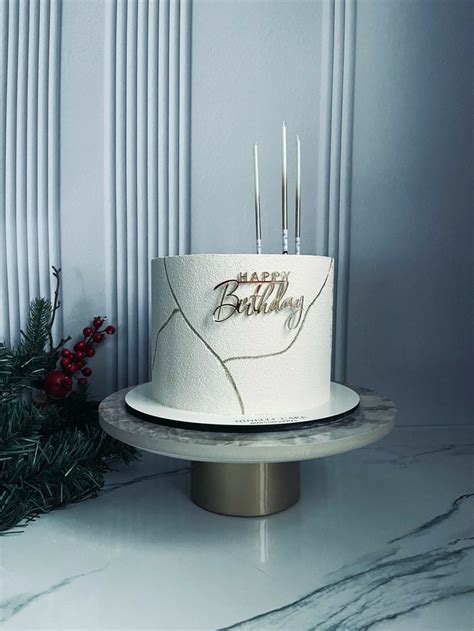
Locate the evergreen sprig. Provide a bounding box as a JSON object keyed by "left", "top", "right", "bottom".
{"left": 0, "top": 343, "right": 14, "bottom": 388}
{"left": 20, "top": 298, "right": 52, "bottom": 357}
{"left": 1, "top": 299, "right": 54, "bottom": 404}
{"left": 0, "top": 268, "right": 137, "bottom": 533}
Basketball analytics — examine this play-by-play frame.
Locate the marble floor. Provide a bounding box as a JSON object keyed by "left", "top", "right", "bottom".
{"left": 1, "top": 426, "right": 473, "bottom": 630}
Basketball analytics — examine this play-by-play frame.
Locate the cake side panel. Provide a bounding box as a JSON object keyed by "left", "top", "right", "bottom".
{"left": 164, "top": 254, "right": 332, "bottom": 359}
{"left": 151, "top": 257, "right": 243, "bottom": 414}
{"left": 150, "top": 259, "right": 176, "bottom": 376}
{"left": 151, "top": 255, "right": 334, "bottom": 415}
{"left": 152, "top": 308, "right": 243, "bottom": 414}
{"left": 227, "top": 264, "right": 333, "bottom": 413}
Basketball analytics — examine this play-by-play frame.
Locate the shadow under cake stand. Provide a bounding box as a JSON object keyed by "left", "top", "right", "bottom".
{"left": 99, "top": 387, "right": 396, "bottom": 517}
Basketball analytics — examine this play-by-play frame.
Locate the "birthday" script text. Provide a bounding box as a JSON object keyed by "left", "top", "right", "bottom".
{"left": 213, "top": 271, "right": 305, "bottom": 330}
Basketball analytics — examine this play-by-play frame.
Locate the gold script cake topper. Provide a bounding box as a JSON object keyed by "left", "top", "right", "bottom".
{"left": 213, "top": 271, "right": 304, "bottom": 330}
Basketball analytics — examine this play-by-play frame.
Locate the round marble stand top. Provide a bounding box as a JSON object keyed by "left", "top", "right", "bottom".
{"left": 99, "top": 386, "right": 396, "bottom": 464}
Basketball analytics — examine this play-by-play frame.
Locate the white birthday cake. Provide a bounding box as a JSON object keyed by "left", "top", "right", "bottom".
{"left": 150, "top": 254, "right": 334, "bottom": 416}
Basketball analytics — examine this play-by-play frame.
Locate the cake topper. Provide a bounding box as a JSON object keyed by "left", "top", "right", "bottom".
{"left": 213, "top": 271, "right": 305, "bottom": 330}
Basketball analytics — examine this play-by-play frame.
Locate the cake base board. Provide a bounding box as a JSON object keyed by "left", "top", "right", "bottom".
{"left": 124, "top": 382, "right": 360, "bottom": 432}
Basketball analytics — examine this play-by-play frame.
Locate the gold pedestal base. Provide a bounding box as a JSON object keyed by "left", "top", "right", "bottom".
{"left": 191, "top": 461, "right": 301, "bottom": 517}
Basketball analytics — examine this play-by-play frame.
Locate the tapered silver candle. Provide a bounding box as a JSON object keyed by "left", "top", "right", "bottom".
{"left": 282, "top": 122, "right": 288, "bottom": 254}
{"left": 295, "top": 135, "right": 301, "bottom": 254}
{"left": 254, "top": 143, "right": 262, "bottom": 254}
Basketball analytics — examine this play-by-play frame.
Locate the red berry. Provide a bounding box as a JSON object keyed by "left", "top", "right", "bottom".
{"left": 76, "top": 360, "right": 85, "bottom": 369}
{"left": 68, "top": 363, "right": 80, "bottom": 374}
{"left": 74, "top": 351, "right": 85, "bottom": 361}
{"left": 74, "top": 340, "right": 86, "bottom": 352}
{"left": 93, "top": 317, "right": 104, "bottom": 328}
{"left": 82, "top": 367, "right": 92, "bottom": 377}
{"left": 61, "top": 349, "right": 72, "bottom": 358}
{"left": 92, "top": 332, "right": 104, "bottom": 343}
{"left": 43, "top": 371, "right": 72, "bottom": 399}
{"left": 60, "top": 357, "right": 71, "bottom": 369}
{"left": 105, "top": 325, "right": 116, "bottom": 335}
{"left": 83, "top": 327, "right": 93, "bottom": 337}
{"left": 85, "top": 346, "right": 95, "bottom": 357}
{"left": 78, "top": 377, "right": 87, "bottom": 386}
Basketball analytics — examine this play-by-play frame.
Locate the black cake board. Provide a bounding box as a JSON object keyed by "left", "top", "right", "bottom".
{"left": 125, "top": 382, "right": 360, "bottom": 433}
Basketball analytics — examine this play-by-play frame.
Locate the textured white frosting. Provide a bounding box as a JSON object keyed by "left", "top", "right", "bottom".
{"left": 151, "top": 254, "right": 334, "bottom": 416}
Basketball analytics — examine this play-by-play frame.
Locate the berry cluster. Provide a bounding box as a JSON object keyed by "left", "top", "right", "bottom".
{"left": 43, "top": 316, "right": 116, "bottom": 399}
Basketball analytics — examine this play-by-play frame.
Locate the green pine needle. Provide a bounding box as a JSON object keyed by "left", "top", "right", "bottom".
{"left": 0, "top": 398, "right": 138, "bottom": 533}
{"left": 0, "top": 286, "right": 138, "bottom": 534}
{"left": 20, "top": 298, "right": 52, "bottom": 358}
{"left": 1, "top": 299, "right": 53, "bottom": 404}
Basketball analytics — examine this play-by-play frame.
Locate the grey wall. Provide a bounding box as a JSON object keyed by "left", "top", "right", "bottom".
{"left": 191, "top": 0, "right": 323, "bottom": 256}
{"left": 1, "top": 0, "right": 472, "bottom": 425}
{"left": 346, "top": 0, "right": 473, "bottom": 425}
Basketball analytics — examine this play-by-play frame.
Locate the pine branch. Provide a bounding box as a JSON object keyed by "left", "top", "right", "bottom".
{"left": 0, "top": 269, "right": 138, "bottom": 533}
{"left": 20, "top": 298, "right": 52, "bottom": 358}
{"left": 0, "top": 398, "right": 137, "bottom": 533}
{"left": 0, "top": 343, "right": 14, "bottom": 391}
{"left": 0, "top": 400, "right": 43, "bottom": 451}
{"left": 0, "top": 342, "right": 31, "bottom": 404}
{"left": 0, "top": 342, "right": 13, "bottom": 371}
{"left": 0, "top": 351, "right": 48, "bottom": 403}
{"left": 0, "top": 300, "right": 54, "bottom": 403}
{"left": 0, "top": 429, "right": 105, "bottom": 531}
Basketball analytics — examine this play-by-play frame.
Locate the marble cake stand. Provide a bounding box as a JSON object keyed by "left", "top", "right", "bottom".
{"left": 99, "top": 387, "right": 395, "bottom": 517}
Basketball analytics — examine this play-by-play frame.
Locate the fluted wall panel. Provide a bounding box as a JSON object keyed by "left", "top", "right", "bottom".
{"left": 317, "top": 0, "right": 356, "bottom": 382}
{"left": 105, "top": 0, "right": 192, "bottom": 390}
{"left": 0, "top": 0, "right": 62, "bottom": 346}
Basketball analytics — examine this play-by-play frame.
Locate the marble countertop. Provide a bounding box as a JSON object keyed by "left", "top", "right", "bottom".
{"left": 1, "top": 426, "right": 473, "bottom": 630}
